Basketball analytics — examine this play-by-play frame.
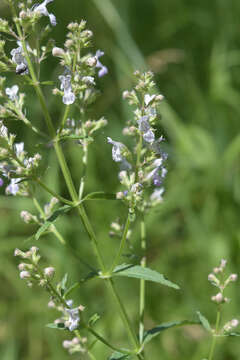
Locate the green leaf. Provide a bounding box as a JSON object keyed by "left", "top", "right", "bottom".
{"left": 35, "top": 205, "right": 72, "bottom": 240}
{"left": 64, "top": 282, "right": 81, "bottom": 298}
{"left": 143, "top": 320, "right": 200, "bottom": 346}
{"left": 109, "top": 351, "right": 132, "bottom": 360}
{"left": 88, "top": 313, "right": 100, "bottom": 327}
{"left": 46, "top": 322, "right": 66, "bottom": 330}
{"left": 83, "top": 191, "right": 117, "bottom": 201}
{"left": 59, "top": 134, "right": 93, "bottom": 142}
{"left": 228, "top": 332, "right": 240, "bottom": 337}
{"left": 113, "top": 264, "right": 180, "bottom": 289}
{"left": 196, "top": 311, "right": 212, "bottom": 332}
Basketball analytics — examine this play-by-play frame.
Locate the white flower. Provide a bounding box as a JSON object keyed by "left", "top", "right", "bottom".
{"left": 59, "top": 75, "right": 75, "bottom": 105}
{"left": 107, "top": 137, "right": 124, "bottom": 162}
{"left": 15, "top": 142, "right": 24, "bottom": 158}
{"left": 0, "top": 122, "right": 8, "bottom": 138}
{"left": 33, "top": 0, "right": 57, "bottom": 26}
{"left": 6, "top": 85, "right": 19, "bottom": 101}
{"left": 144, "top": 94, "right": 156, "bottom": 106}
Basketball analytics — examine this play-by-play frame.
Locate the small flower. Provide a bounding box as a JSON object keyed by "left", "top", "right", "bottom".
{"left": 6, "top": 178, "right": 20, "bottom": 196}
{"left": 33, "top": 0, "right": 57, "bottom": 26}
{"left": 65, "top": 306, "right": 80, "bottom": 331}
{"left": 107, "top": 137, "right": 126, "bottom": 162}
{"left": 59, "top": 75, "right": 75, "bottom": 105}
{"left": 137, "top": 116, "right": 155, "bottom": 143}
{"left": 150, "top": 188, "right": 164, "bottom": 203}
{"left": 144, "top": 94, "right": 156, "bottom": 107}
{"left": 10, "top": 43, "right": 28, "bottom": 75}
{"left": 5, "top": 85, "right": 19, "bottom": 101}
{"left": 0, "top": 178, "right": 3, "bottom": 187}
{"left": 15, "top": 142, "right": 24, "bottom": 158}
{"left": 146, "top": 158, "right": 167, "bottom": 186}
{"left": 95, "top": 50, "right": 108, "bottom": 77}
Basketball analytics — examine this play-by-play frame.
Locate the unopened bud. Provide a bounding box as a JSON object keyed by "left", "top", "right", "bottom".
{"left": 44, "top": 267, "right": 55, "bottom": 278}
{"left": 19, "top": 10, "right": 27, "bottom": 19}
{"left": 52, "top": 47, "right": 65, "bottom": 57}
{"left": 212, "top": 292, "right": 224, "bottom": 303}
{"left": 20, "top": 270, "right": 30, "bottom": 279}
{"left": 229, "top": 274, "right": 238, "bottom": 282}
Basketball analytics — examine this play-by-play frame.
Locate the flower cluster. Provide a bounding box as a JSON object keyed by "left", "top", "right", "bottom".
{"left": 63, "top": 336, "right": 87, "bottom": 355}
{"left": 208, "top": 259, "right": 239, "bottom": 334}
{"left": 108, "top": 71, "right": 166, "bottom": 216}
{"left": 51, "top": 299, "right": 83, "bottom": 332}
{"left": 52, "top": 20, "right": 108, "bottom": 108}
{"left": 14, "top": 246, "right": 55, "bottom": 287}
{"left": 0, "top": 121, "right": 41, "bottom": 196}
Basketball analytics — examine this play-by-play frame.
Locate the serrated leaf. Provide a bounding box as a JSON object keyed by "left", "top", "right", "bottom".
{"left": 35, "top": 205, "right": 72, "bottom": 240}
{"left": 143, "top": 320, "right": 200, "bottom": 346}
{"left": 83, "top": 191, "right": 117, "bottom": 201}
{"left": 109, "top": 351, "right": 132, "bottom": 360}
{"left": 113, "top": 264, "right": 180, "bottom": 289}
{"left": 196, "top": 311, "right": 212, "bottom": 332}
{"left": 88, "top": 313, "right": 100, "bottom": 327}
{"left": 46, "top": 322, "right": 66, "bottom": 330}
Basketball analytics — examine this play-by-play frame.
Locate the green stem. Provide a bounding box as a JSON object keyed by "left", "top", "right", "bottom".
{"left": 135, "top": 134, "right": 143, "bottom": 182}
{"left": 208, "top": 307, "right": 221, "bottom": 360}
{"left": 107, "top": 278, "right": 139, "bottom": 352}
{"left": 59, "top": 105, "right": 70, "bottom": 134}
{"left": 110, "top": 212, "right": 131, "bottom": 273}
{"left": 139, "top": 215, "right": 146, "bottom": 345}
{"left": 34, "top": 177, "right": 73, "bottom": 206}
{"left": 86, "top": 325, "right": 131, "bottom": 354}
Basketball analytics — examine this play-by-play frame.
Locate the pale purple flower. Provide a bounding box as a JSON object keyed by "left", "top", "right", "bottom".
{"left": 6, "top": 85, "right": 19, "bottom": 101}
{"left": 147, "top": 158, "right": 167, "bottom": 186}
{"left": 33, "top": 0, "right": 57, "bottom": 26}
{"left": 138, "top": 116, "right": 155, "bottom": 143}
{"left": 150, "top": 188, "right": 164, "bottom": 203}
{"left": 107, "top": 137, "right": 125, "bottom": 162}
{"left": 95, "top": 50, "right": 108, "bottom": 77}
{"left": 0, "top": 178, "right": 3, "bottom": 187}
{"left": 59, "top": 75, "right": 75, "bottom": 105}
{"left": 64, "top": 300, "right": 80, "bottom": 331}
{"left": 10, "top": 44, "right": 28, "bottom": 75}
{"left": 6, "top": 178, "right": 20, "bottom": 195}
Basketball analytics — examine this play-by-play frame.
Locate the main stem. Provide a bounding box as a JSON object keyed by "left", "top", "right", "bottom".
{"left": 208, "top": 307, "right": 221, "bottom": 360}
{"left": 139, "top": 214, "right": 146, "bottom": 345}
{"left": 14, "top": 20, "right": 140, "bottom": 355}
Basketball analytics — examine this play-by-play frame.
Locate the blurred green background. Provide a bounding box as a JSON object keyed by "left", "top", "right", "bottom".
{"left": 1, "top": 0, "right": 240, "bottom": 359}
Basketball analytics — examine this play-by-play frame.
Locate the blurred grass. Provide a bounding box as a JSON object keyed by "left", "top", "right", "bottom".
{"left": 1, "top": 0, "right": 240, "bottom": 359}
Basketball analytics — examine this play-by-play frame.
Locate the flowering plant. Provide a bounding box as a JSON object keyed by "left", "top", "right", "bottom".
{"left": 0, "top": 1, "right": 239, "bottom": 359}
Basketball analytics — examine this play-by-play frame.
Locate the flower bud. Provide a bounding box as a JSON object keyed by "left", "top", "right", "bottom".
{"left": 52, "top": 47, "right": 65, "bottom": 57}
{"left": 44, "top": 267, "right": 55, "bottom": 278}
{"left": 20, "top": 270, "right": 31, "bottom": 279}
{"left": 229, "top": 274, "right": 238, "bottom": 282}
{"left": 211, "top": 292, "right": 224, "bottom": 303}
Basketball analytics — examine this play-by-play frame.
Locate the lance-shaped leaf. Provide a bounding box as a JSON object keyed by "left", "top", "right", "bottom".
{"left": 196, "top": 311, "right": 212, "bottom": 332}
{"left": 46, "top": 322, "right": 66, "bottom": 330}
{"left": 35, "top": 205, "right": 72, "bottom": 240}
{"left": 109, "top": 351, "right": 132, "bottom": 360}
{"left": 143, "top": 320, "right": 201, "bottom": 346}
{"left": 83, "top": 191, "right": 118, "bottom": 201}
{"left": 112, "top": 264, "right": 180, "bottom": 289}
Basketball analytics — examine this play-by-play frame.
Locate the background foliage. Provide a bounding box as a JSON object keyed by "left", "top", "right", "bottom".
{"left": 1, "top": 0, "right": 240, "bottom": 359}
